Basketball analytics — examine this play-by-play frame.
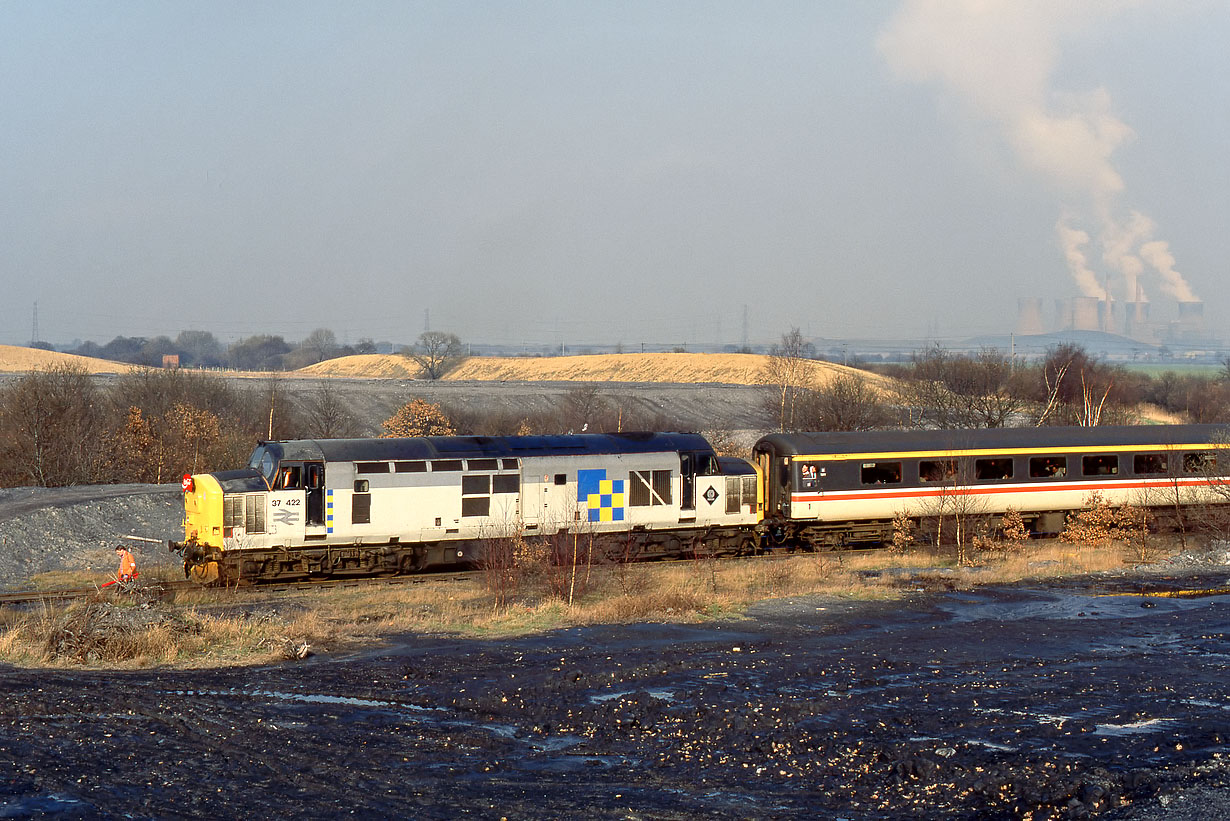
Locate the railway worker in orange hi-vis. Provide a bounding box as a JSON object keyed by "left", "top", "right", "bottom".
{"left": 114, "top": 545, "right": 138, "bottom": 583}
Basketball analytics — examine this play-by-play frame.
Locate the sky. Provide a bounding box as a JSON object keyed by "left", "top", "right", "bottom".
{"left": 1, "top": 1, "right": 1227, "bottom": 350}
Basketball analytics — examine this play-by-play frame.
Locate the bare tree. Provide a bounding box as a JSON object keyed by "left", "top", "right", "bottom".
{"left": 301, "top": 381, "right": 362, "bottom": 438}
{"left": 0, "top": 364, "right": 104, "bottom": 486}
{"left": 404, "top": 331, "right": 465, "bottom": 380}
{"left": 899, "top": 345, "right": 1026, "bottom": 429}
{"left": 761, "top": 328, "right": 815, "bottom": 432}
{"left": 794, "top": 372, "right": 894, "bottom": 431}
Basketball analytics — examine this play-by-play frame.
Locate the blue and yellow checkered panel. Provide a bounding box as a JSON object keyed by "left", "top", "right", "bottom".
{"left": 577, "top": 468, "right": 625, "bottom": 522}
{"left": 326, "top": 490, "right": 334, "bottom": 534}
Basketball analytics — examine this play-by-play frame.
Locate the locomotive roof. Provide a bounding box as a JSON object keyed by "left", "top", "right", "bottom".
{"left": 264, "top": 431, "right": 715, "bottom": 463}
{"left": 755, "top": 424, "right": 1230, "bottom": 457}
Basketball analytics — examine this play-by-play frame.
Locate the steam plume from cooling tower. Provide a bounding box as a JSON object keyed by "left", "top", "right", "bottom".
{"left": 878, "top": 1, "right": 1199, "bottom": 307}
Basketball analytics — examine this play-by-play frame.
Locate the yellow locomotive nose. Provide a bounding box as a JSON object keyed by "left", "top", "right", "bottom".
{"left": 183, "top": 473, "right": 225, "bottom": 548}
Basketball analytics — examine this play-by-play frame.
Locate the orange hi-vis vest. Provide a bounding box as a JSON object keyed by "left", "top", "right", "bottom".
{"left": 117, "top": 549, "right": 137, "bottom": 581}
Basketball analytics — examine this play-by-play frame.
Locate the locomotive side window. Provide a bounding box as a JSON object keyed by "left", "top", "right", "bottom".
{"left": 394, "top": 461, "right": 426, "bottom": 473}
{"left": 501, "top": 459, "right": 519, "bottom": 470}
{"left": 974, "top": 458, "right": 1013, "bottom": 481}
{"left": 461, "top": 497, "right": 490, "bottom": 517}
{"left": 432, "top": 460, "right": 464, "bottom": 472}
{"left": 352, "top": 486, "right": 371, "bottom": 524}
{"left": 1134, "top": 454, "right": 1168, "bottom": 475}
{"left": 1029, "top": 457, "right": 1067, "bottom": 478}
{"left": 1082, "top": 455, "right": 1119, "bottom": 476}
{"left": 629, "top": 470, "right": 672, "bottom": 506}
{"left": 1185, "top": 452, "right": 1216, "bottom": 473}
{"left": 462, "top": 475, "right": 491, "bottom": 495}
{"left": 468, "top": 459, "right": 499, "bottom": 471}
{"left": 725, "top": 476, "right": 742, "bottom": 513}
{"left": 919, "top": 459, "right": 957, "bottom": 483}
{"left": 357, "top": 462, "right": 389, "bottom": 474}
{"left": 860, "top": 461, "right": 901, "bottom": 485}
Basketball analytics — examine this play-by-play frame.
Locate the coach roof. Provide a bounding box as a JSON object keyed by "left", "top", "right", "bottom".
{"left": 755, "top": 424, "right": 1230, "bottom": 458}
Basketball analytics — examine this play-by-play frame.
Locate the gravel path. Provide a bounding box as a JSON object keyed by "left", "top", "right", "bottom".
{"left": 0, "top": 484, "right": 182, "bottom": 589}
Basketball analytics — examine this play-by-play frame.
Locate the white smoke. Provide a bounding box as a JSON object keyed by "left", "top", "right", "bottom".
{"left": 1140, "top": 240, "right": 1197, "bottom": 303}
{"left": 1056, "top": 221, "right": 1103, "bottom": 299}
{"left": 878, "top": 0, "right": 1199, "bottom": 307}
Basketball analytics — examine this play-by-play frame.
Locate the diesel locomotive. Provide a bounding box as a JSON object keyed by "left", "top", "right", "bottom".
{"left": 170, "top": 424, "right": 1230, "bottom": 584}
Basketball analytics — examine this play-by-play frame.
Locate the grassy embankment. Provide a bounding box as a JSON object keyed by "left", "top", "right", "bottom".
{"left": 0, "top": 539, "right": 1158, "bottom": 670}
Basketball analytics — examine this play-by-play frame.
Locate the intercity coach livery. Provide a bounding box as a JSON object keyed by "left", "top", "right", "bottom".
{"left": 171, "top": 424, "right": 1230, "bottom": 583}
{"left": 754, "top": 424, "right": 1230, "bottom": 548}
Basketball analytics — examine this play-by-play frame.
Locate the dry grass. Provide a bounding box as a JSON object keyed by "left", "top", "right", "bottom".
{"left": 0, "top": 344, "right": 136, "bottom": 374}
{"left": 299, "top": 351, "right": 888, "bottom": 388}
{"left": 0, "top": 538, "right": 1181, "bottom": 670}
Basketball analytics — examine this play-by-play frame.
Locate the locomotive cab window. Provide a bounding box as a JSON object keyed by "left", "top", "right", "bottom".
{"left": 1134, "top": 454, "right": 1168, "bottom": 475}
{"left": 975, "top": 458, "right": 1013, "bottom": 481}
{"left": 860, "top": 461, "right": 901, "bottom": 485}
{"left": 919, "top": 459, "right": 957, "bottom": 483}
{"left": 276, "top": 465, "right": 302, "bottom": 489}
{"left": 1082, "top": 455, "right": 1119, "bottom": 476}
{"left": 1029, "top": 457, "right": 1067, "bottom": 478}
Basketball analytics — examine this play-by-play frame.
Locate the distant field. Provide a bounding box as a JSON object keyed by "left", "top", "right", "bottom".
{"left": 1120, "top": 362, "right": 1225, "bottom": 378}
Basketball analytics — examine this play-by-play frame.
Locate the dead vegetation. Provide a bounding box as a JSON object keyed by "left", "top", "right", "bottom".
{"left": 0, "top": 536, "right": 1179, "bottom": 670}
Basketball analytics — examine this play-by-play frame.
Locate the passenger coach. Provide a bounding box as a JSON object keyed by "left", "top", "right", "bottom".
{"left": 754, "top": 424, "right": 1230, "bottom": 548}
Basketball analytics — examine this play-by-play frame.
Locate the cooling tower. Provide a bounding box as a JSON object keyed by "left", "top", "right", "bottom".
{"left": 1017, "top": 298, "right": 1045, "bottom": 335}
{"left": 1071, "top": 297, "right": 1100, "bottom": 332}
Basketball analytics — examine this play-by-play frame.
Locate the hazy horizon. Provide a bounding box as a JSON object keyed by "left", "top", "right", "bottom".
{"left": 3, "top": 2, "right": 1227, "bottom": 349}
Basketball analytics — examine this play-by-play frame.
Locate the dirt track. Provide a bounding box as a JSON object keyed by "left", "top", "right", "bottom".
{"left": 3, "top": 573, "right": 1230, "bottom": 819}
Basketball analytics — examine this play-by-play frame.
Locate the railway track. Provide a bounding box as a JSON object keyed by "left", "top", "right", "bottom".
{"left": 0, "top": 547, "right": 834, "bottom": 609}
{"left": 0, "top": 570, "right": 481, "bottom": 608}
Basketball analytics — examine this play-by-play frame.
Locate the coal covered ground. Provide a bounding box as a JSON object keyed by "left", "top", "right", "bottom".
{"left": 4, "top": 487, "right": 1230, "bottom": 818}
{"left": 4, "top": 578, "right": 1230, "bottom": 817}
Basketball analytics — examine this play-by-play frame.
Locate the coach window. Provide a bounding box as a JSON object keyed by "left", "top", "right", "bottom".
{"left": 468, "top": 459, "right": 499, "bottom": 471}
{"left": 860, "top": 461, "right": 901, "bottom": 485}
{"left": 1185, "top": 452, "right": 1216, "bottom": 473}
{"left": 394, "top": 461, "right": 426, "bottom": 473}
{"left": 1082, "top": 455, "right": 1119, "bottom": 476}
{"left": 1029, "top": 457, "right": 1067, "bottom": 478}
{"left": 1134, "top": 454, "right": 1167, "bottom": 475}
{"left": 492, "top": 474, "right": 519, "bottom": 493}
{"left": 798, "top": 463, "right": 821, "bottom": 490}
{"left": 975, "top": 458, "right": 1013, "bottom": 481}
{"left": 919, "top": 459, "right": 957, "bottom": 483}
{"left": 431, "top": 460, "right": 463, "bottom": 472}
{"left": 357, "top": 462, "right": 389, "bottom": 474}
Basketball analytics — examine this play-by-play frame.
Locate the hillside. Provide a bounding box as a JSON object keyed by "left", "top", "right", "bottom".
{"left": 300, "top": 351, "right": 885, "bottom": 387}
{"left": 0, "top": 345, "right": 136, "bottom": 375}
